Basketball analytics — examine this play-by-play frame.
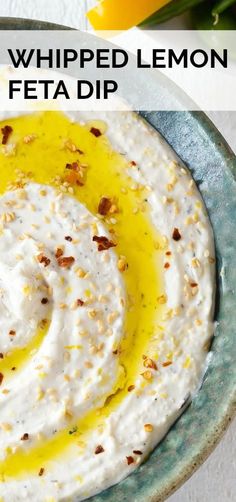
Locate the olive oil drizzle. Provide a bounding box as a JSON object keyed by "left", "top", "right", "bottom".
{"left": 0, "top": 111, "right": 166, "bottom": 479}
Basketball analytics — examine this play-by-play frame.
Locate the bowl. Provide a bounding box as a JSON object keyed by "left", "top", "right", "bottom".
{"left": 0, "top": 16, "right": 235, "bottom": 502}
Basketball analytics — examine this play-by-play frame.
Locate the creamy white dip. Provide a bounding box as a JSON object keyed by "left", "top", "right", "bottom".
{"left": 0, "top": 110, "right": 215, "bottom": 502}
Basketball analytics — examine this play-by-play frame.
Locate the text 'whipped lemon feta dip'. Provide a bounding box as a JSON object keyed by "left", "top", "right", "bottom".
{"left": 0, "top": 110, "right": 215, "bottom": 502}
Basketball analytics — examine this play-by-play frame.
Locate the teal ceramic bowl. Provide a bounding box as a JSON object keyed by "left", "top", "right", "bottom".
{"left": 0, "top": 17, "right": 236, "bottom": 502}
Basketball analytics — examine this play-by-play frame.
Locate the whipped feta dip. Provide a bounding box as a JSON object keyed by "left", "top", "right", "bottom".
{"left": 0, "top": 110, "right": 215, "bottom": 502}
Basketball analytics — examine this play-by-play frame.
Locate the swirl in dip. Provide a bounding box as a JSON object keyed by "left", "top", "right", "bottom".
{"left": 0, "top": 111, "right": 215, "bottom": 502}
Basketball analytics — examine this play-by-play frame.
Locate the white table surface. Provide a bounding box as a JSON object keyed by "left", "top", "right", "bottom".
{"left": 0, "top": 1, "right": 235, "bottom": 501}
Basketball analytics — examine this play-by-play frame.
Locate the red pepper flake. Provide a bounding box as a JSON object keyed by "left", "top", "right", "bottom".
{"left": 77, "top": 299, "right": 84, "bottom": 307}
{"left": 133, "top": 450, "right": 143, "bottom": 455}
{"left": 93, "top": 235, "right": 116, "bottom": 252}
{"left": 9, "top": 330, "right": 16, "bottom": 336}
{"left": 164, "top": 262, "right": 170, "bottom": 269}
{"left": 162, "top": 361, "right": 172, "bottom": 367}
{"left": 66, "top": 162, "right": 79, "bottom": 172}
{"left": 41, "top": 298, "right": 48, "bottom": 305}
{"left": 37, "top": 253, "right": 51, "bottom": 267}
{"left": 65, "top": 235, "right": 73, "bottom": 242}
{"left": 190, "top": 282, "right": 198, "bottom": 288}
{"left": 0, "top": 373, "right": 4, "bottom": 385}
{"left": 126, "top": 456, "right": 134, "bottom": 465}
{"left": 57, "top": 256, "right": 75, "bottom": 268}
{"left": 95, "top": 445, "right": 104, "bottom": 454}
{"left": 90, "top": 127, "right": 102, "bottom": 138}
{"left": 21, "top": 433, "right": 29, "bottom": 441}
{"left": 11, "top": 367, "right": 16, "bottom": 371}
{"left": 128, "top": 385, "right": 135, "bottom": 392}
{"left": 65, "top": 162, "right": 85, "bottom": 186}
{"left": 172, "top": 228, "right": 182, "bottom": 241}
{"left": 1, "top": 125, "right": 13, "bottom": 145}
{"left": 55, "top": 247, "right": 64, "bottom": 259}
{"left": 130, "top": 160, "right": 137, "bottom": 166}
{"left": 98, "top": 197, "right": 112, "bottom": 216}
{"left": 0, "top": 353, "right": 3, "bottom": 359}
{"left": 143, "top": 358, "right": 157, "bottom": 370}
{"left": 38, "top": 467, "right": 44, "bottom": 477}
{"left": 165, "top": 251, "right": 172, "bottom": 256}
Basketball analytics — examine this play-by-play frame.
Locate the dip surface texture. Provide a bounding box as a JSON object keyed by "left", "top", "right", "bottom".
{"left": 0, "top": 111, "right": 215, "bottom": 502}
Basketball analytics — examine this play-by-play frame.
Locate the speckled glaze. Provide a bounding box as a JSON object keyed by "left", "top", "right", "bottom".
{"left": 0, "top": 17, "right": 236, "bottom": 502}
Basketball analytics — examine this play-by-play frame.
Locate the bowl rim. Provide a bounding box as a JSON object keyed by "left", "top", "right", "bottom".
{"left": 0, "top": 15, "right": 235, "bottom": 502}
{"left": 145, "top": 110, "right": 236, "bottom": 502}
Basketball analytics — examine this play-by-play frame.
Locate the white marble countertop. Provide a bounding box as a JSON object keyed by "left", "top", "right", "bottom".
{"left": 0, "top": 1, "right": 235, "bottom": 501}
